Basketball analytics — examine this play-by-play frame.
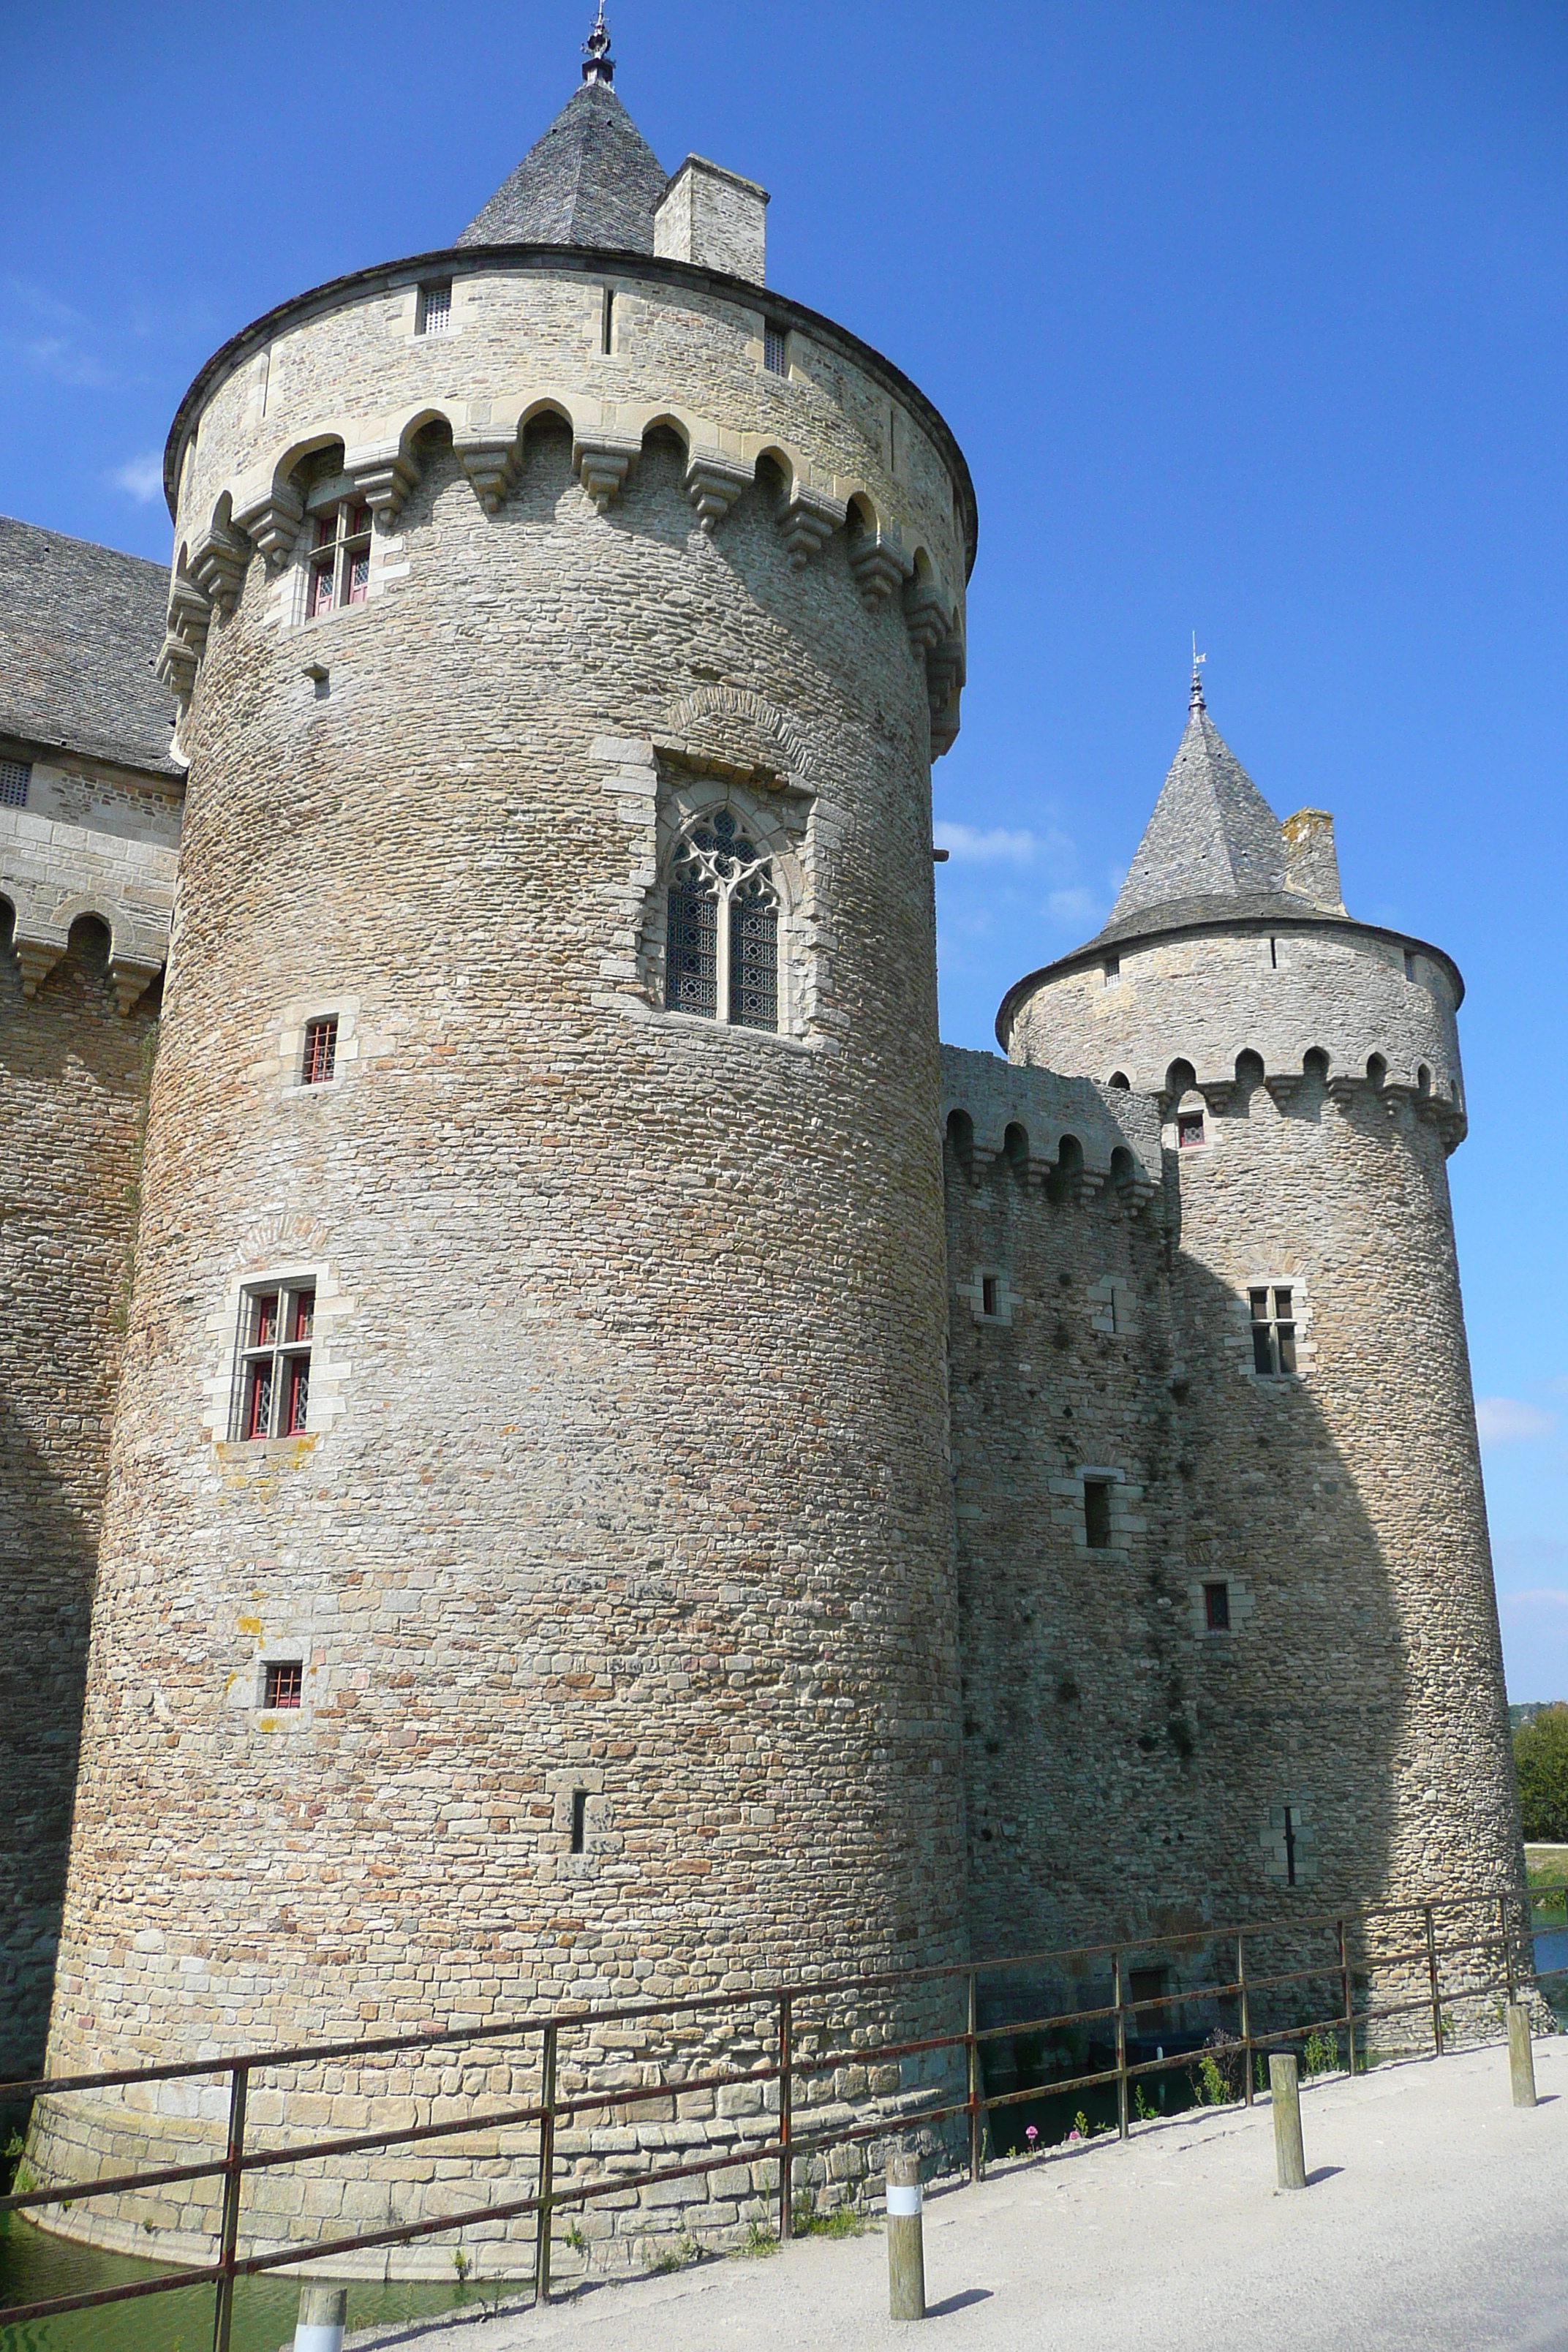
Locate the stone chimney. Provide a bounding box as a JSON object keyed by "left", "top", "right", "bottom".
{"left": 654, "top": 156, "right": 768, "bottom": 284}
{"left": 1281, "top": 808, "right": 1345, "bottom": 913}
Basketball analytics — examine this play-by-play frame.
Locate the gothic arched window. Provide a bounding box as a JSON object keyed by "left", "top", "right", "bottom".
{"left": 665, "top": 808, "right": 780, "bottom": 1032}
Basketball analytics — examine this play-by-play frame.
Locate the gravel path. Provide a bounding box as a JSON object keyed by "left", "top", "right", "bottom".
{"left": 340, "top": 2037, "right": 1568, "bottom": 2352}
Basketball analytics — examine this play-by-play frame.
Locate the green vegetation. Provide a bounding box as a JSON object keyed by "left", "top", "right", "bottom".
{"left": 793, "top": 2201, "right": 869, "bottom": 2239}
{"left": 1513, "top": 1706, "right": 1568, "bottom": 1842}
{"left": 739, "top": 2221, "right": 777, "bottom": 2258}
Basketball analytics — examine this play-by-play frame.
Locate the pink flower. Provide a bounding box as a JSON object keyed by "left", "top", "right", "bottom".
{"left": 1025, "top": 2125, "right": 1039, "bottom": 2150}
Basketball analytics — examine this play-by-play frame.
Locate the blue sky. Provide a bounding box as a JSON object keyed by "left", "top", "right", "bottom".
{"left": 3, "top": 1, "right": 1564, "bottom": 1695}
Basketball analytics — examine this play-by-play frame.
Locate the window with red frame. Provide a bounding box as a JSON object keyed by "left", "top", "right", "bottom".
{"left": 302, "top": 1015, "right": 338, "bottom": 1086}
{"left": 233, "top": 1281, "right": 314, "bottom": 1439}
{"left": 306, "top": 501, "right": 372, "bottom": 617}
{"left": 264, "top": 1659, "right": 304, "bottom": 1710}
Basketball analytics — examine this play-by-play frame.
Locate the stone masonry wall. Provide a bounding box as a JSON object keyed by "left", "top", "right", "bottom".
{"left": 37, "top": 351, "right": 970, "bottom": 2271}
{"left": 0, "top": 908, "right": 162, "bottom": 2078}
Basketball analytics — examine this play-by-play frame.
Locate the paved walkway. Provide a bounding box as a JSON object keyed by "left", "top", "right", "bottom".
{"left": 347, "top": 2038, "right": 1568, "bottom": 2352}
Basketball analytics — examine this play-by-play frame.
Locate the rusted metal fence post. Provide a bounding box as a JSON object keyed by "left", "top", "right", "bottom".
{"left": 1238, "top": 1931, "right": 1253, "bottom": 2106}
{"left": 1113, "top": 1952, "right": 1128, "bottom": 2139}
{"left": 211, "top": 2060, "right": 249, "bottom": 2352}
{"left": 777, "top": 1991, "right": 794, "bottom": 2241}
{"left": 1424, "top": 1905, "right": 1444, "bottom": 2055}
{"left": 1337, "top": 1918, "right": 1355, "bottom": 2078}
{"left": 534, "top": 2020, "right": 557, "bottom": 2309}
{"left": 965, "top": 1969, "right": 982, "bottom": 2184}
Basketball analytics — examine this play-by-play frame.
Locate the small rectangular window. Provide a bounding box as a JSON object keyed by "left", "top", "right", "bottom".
{"left": 307, "top": 502, "right": 372, "bottom": 616}
{"left": 264, "top": 1659, "right": 303, "bottom": 1710}
{"left": 1177, "top": 1112, "right": 1205, "bottom": 1149}
{"left": 1250, "top": 1286, "right": 1298, "bottom": 1377}
{"left": 1128, "top": 1966, "right": 1167, "bottom": 2030}
{"left": 302, "top": 1016, "right": 339, "bottom": 1087}
{"left": 1284, "top": 1803, "right": 1299, "bottom": 1886}
{"left": 1104, "top": 954, "right": 1121, "bottom": 984}
{"left": 570, "top": 1790, "right": 588, "bottom": 1853}
{"left": 417, "top": 281, "right": 452, "bottom": 336}
{"left": 1403, "top": 950, "right": 1417, "bottom": 981}
{"left": 0, "top": 758, "right": 31, "bottom": 810}
{"left": 233, "top": 1281, "right": 315, "bottom": 1440}
{"left": 1083, "top": 1480, "right": 1113, "bottom": 1550}
{"left": 1203, "top": 1581, "right": 1231, "bottom": 1632}
{"left": 764, "top": 323, "right": 788, "bottom": 376}
{"left": 981, "top": 1275, "right": 1000, "bottom": 1318}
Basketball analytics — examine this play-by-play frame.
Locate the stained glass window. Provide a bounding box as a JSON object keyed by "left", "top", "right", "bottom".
{"left": 664, "top": 808, "right": 781, "bottom": 1033}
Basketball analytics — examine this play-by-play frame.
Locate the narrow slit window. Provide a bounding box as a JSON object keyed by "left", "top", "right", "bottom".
{"left": 601, "top": 287, "right": 615, "bottom": 353}
{"left": 416, "top": 281, "right": 452, "bottom": 336}
{"left": 1203, "top": 1581, "right": 1231, "bottom": 1632}
{"left": 307, "top": 501, "right": 372, "bottom": 617}
{"left": 233, "top": 1281, "right": 315, "bottom": 1439}
{"left": 981, "top": 1275, "right": 1000, "bottom": 1318}
{"left": 570, "top": 1790, "right": 588, "bottom": 1853}
{"left": 1283, "top": 1803, "right": 1299, "bottom": 1886}
{"left": 1177, "top": 1112, "right": 1205, "bottom": 1149}
{"left": 1104, "top": 954, "right": 1121, "bottom": 985}
{"left": 0, "top": 758, "right": 31, "bottom": 810}
{"left": 1403, "top": 950, "right": 1417, "bottom": 981}
{"left": 1250, "top": 1286, "right": 1298, "bottom": 1376}
{"left": 301, "top": 1015, "right": 338, "bottom": 1087}
{"left": 1269, "top": 937, "right": 1278, "bottom": 969}
{"left": 764, "top": 323, "right": 788, "bottom": 376}
{"left": 263, "top": 1659, "right": 303, "bottom": 1710}
{"left": 1083, "top": 1480, "right": 1113, "bottom": 1550}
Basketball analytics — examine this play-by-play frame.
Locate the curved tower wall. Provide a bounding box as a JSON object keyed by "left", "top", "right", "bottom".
{"left": 38, "top": 250, "right": 973, "bottom": 2263}
{"left": 998, "top": 924, "right": 1520, "bottom": 1929}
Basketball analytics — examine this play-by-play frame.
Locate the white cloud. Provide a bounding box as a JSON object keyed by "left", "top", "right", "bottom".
{"left": 1500, "top": 1589, "right": 1568, "bottom": 1611}
{"left": 1047, "top": 886, "right": 1098, "bottom": 924}
{"left": 935, "top": 823, "right": 1044, "bottom": 865}
{"left": 1476, "top": 1397, "right": 1556, "bottom": 1447}
{"left": 110, "top": 453, "right": 165, "bottom": 503}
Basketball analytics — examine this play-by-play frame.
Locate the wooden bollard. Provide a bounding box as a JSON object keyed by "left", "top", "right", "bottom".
{"left": 1269, "top": 2054, "right": 1306, "bottom": 2191}
{"left": 294, "top": 2281, "right": 348, "bottom": 2352}
{"left": 1507, "top": 2004, "right": 1538, "bottom": 2108}
{"left": 886, "top": 2149, "right": 926, "bottom": 2321}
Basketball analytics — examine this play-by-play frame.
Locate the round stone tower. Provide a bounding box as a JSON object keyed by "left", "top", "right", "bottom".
{"left": 35, "top": 22, "right": 973, "bottom": 2266}
{"left": 996, "top": 666, "right": 1521, "bottom": 1924}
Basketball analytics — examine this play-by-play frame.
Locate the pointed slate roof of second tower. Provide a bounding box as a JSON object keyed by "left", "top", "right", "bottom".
{"left": 1106, "top": 670, "right": 1289, "bottom": 930}
{"left": 456, "top": 64, "right": 668, "bottom": 252}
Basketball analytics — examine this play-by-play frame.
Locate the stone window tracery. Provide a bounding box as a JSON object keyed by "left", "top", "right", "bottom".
{"left": 665, "top": 807, "right": 780, "bottom": 1032}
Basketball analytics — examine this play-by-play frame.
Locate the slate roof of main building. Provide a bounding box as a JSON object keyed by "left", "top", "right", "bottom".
{"left": 456, "top": 80, "right": 668, "bottom": 252}
{"left": 0, "top": 515, "right": 178, "bottom": 778}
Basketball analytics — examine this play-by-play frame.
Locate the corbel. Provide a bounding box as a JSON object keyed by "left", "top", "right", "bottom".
{"left": 903, "top": 576, "right": 950, "bottom": 654}
{"left": 166, "top": 574, "right": 211, "bottom": 658}
{"left": 775, "top": 486, "right": 845, "bottom": 568}
{"left": 12, "top": 933, "right": 64, "bottom": 998}
{"left": 110, "top": 957, "right": 164, "bottom": 1018}
{"left": 345, "top": 445, "right": 421, "bottom": 526}
{"left": 848, "top": 525, "right": 913, "bottom": 610}
{"left": 154, "top": 633, "right": 200, "bottom": 701}
{"left": 187, "top": 520, "right": 250, "bottom": 615}
{"left": 684, "top": 451, "right": 750, "bottom": 533}
{"left": 233, "top": 481, "right": 306, "bottom": 573}
{"left": 574, "top": 434, "right": 641, "bottom": 510}
{"left": 454, "top": 435, "right": 521, "bottom": 514}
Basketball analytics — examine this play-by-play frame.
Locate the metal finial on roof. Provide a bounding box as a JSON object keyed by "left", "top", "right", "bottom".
{"left": 582, "top": 3, "right": 614, "bottom": 83}
{"left": 1190, "top": 636, "right": 1207, "bottom": 715}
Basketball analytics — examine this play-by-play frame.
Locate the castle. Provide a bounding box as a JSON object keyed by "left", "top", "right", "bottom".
{"left": 0, "top": 17, "right": 1520, "bottom": 2266}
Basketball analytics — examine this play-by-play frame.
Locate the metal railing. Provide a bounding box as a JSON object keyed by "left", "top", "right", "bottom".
{"left": 0, "top": 1885, "right": 1546, "bottom": 2346}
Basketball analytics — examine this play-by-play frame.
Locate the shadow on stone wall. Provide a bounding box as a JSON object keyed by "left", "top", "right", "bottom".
{"left": 0, "top": 910, "right": 157, "bottom": 2078}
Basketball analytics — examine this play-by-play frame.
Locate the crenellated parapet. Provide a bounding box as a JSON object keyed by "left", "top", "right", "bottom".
{"left": 939, "top": 1045, "right": 1164, "bottom": 1206}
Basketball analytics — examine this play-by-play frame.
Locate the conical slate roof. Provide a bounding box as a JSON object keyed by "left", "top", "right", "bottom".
{"left": 1109, "top": 676, "right": 1288, "bottom": 927}
{"left": 456, "top": 78, "right": 668, "bottom": 252}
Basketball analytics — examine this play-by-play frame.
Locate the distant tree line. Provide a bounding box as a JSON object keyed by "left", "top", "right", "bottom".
{"left": 1513, "top": 1704, "right": 1568, "bottom": 1842}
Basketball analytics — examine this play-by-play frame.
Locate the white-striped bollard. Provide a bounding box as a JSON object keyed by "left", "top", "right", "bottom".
{"left": 886, "top": 2149, "right": 925, "bottom": 2321}
{"left": 295, "top": 2281, "right": 348, "bottom": 2352}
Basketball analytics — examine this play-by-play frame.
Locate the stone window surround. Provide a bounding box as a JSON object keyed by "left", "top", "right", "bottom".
{"left": 1232, "top": 1269, "right": 1315, "bottom": 1384}
{"left": 1261, "top": 1795, "right": 1317, "bottom": 1885}
{"left": 1165, "top": 1088, "right": 1210, "bottom": 1154}
{"left": 1188, "top": 1572, "right": 1255, "bottom": 1640}
{"left": 226, "top": 1637, "right": 325, "bottom": 1725}
{"left": 1088, "top": 1273, "right": 1135, "bottom": 1336}
{"left": 202, "top": 1253, "right": 353, "bottom": 1450}
{"left": 549, "top": 1767, "right": 608, "bottom": 1869}
{"left": 388, "top": 280, "right": 468, "bottom": 341}
{"left": 636, "top": 764, "right": 813, "bottom": 1044}
{"left": 956, "top": 1265, "right": 1019, "bottom": 1327}
{"left": 1048, "top": 1465, "right": 1145, "bottom": 1558}
{"left": 275, "top": 995, "right": 363, "bottom": 1101}
{"left": 263, "top": 474, "right": 410, "bottom": 636}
